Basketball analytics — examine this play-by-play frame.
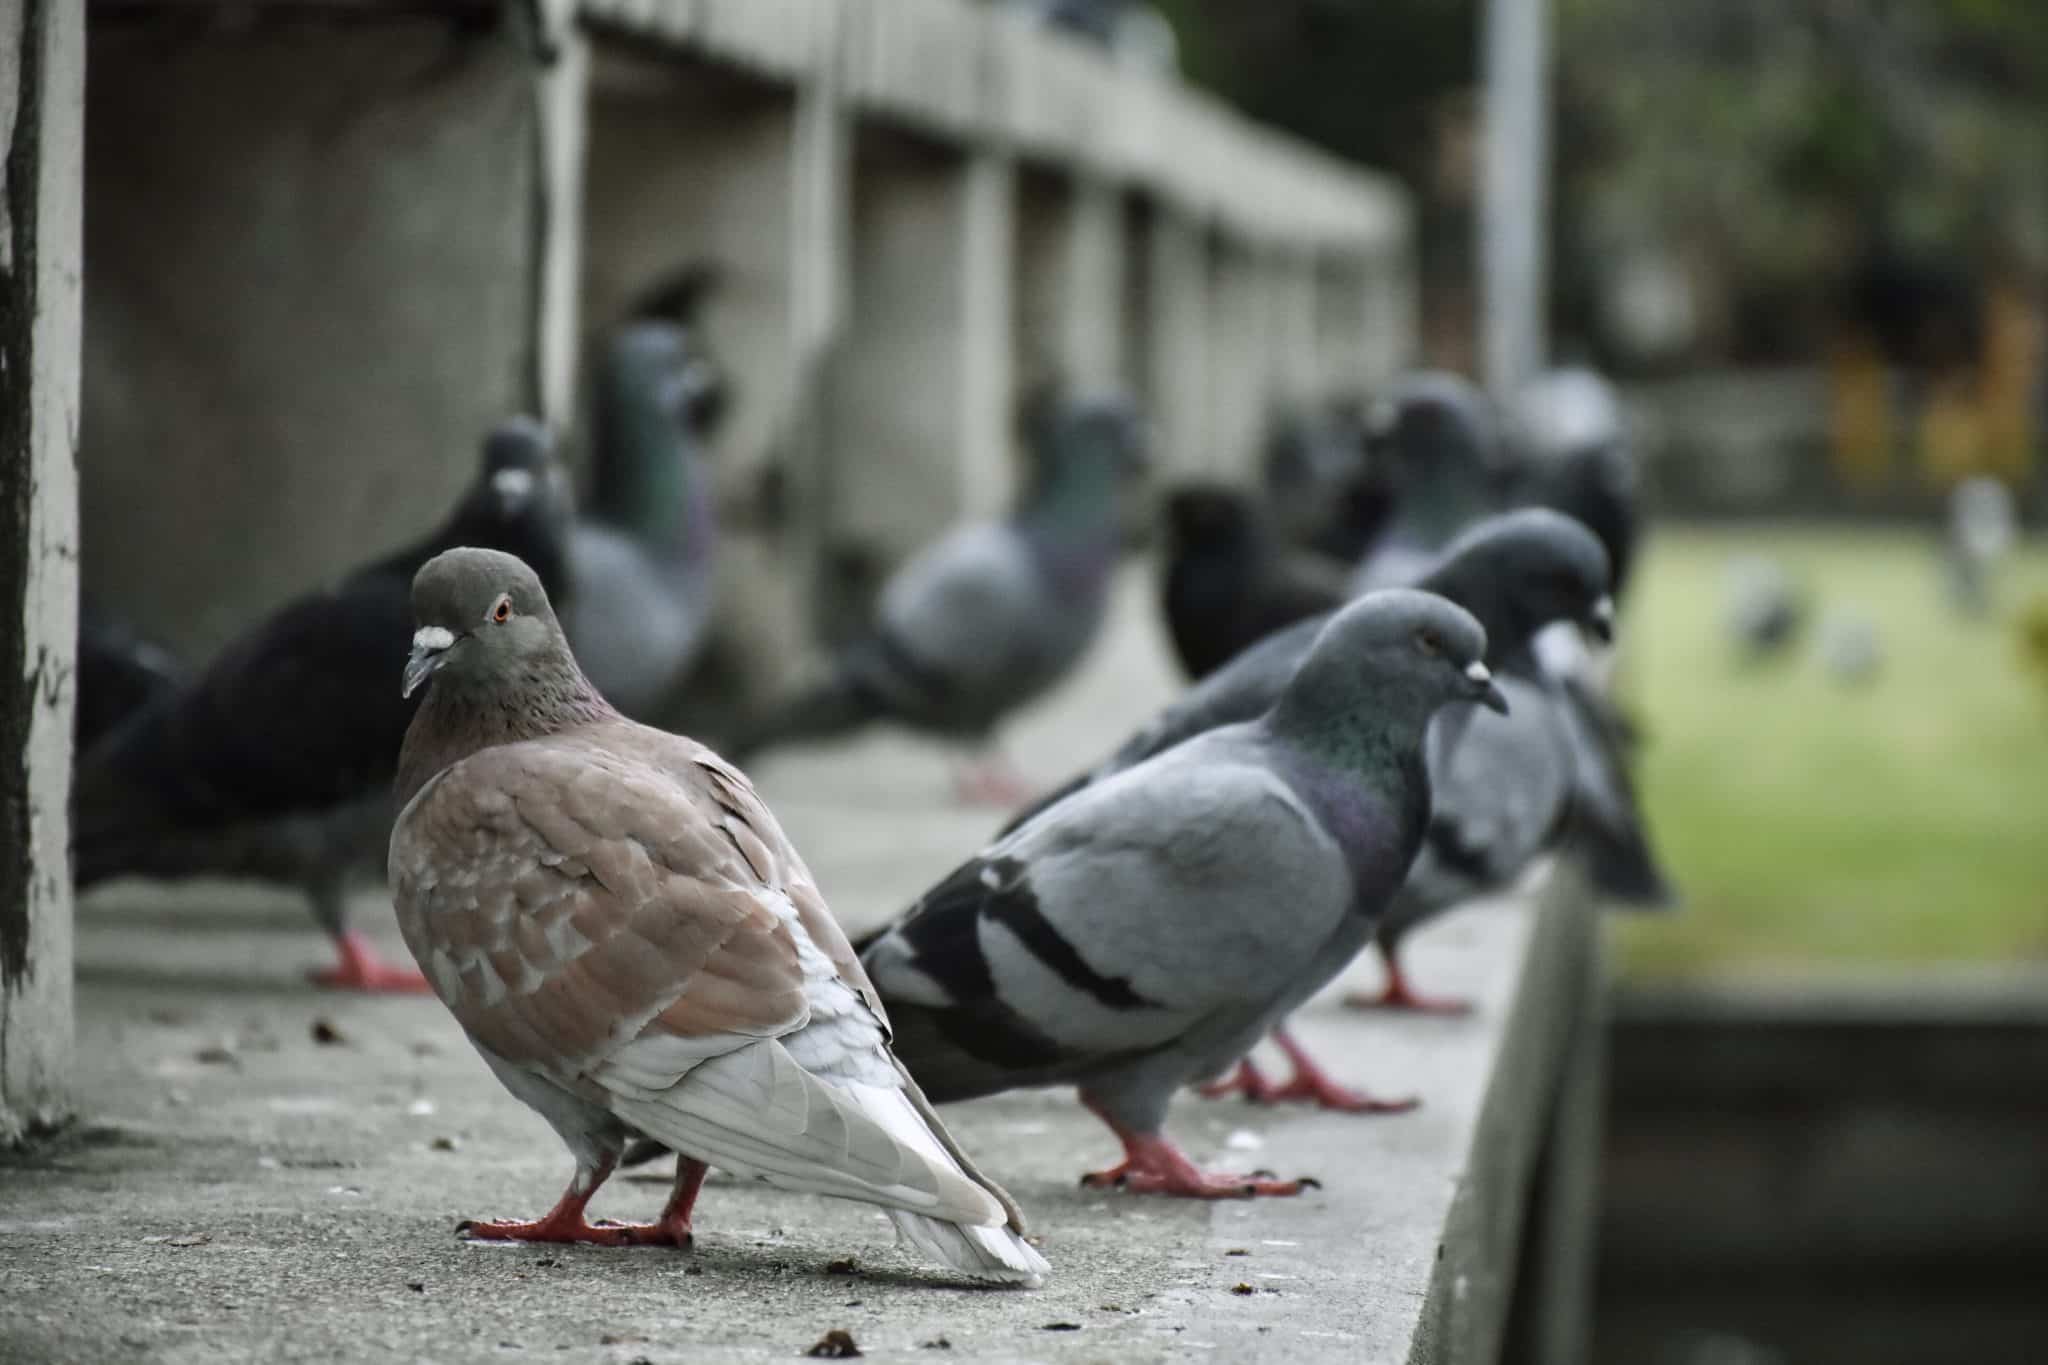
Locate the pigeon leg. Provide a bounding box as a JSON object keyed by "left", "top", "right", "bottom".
{"left": 950, "top": 750, "right": 1035, "bottom": 808}
{"left": 1261, "top": 1027, "right": 1419, "bottom": 1114}
{"left": 1343, "top": 943, "right": 1471, "bottom": 1015}
{"left": 1076, "top": 1095, "right": 1313, "bottom": 1199}
{"left": 459, "top": 1155, "right": 694, "bottom": 1248}
{"left": 310, "top": 930, "right": 433, "bottom": 994}
{"left": 1195, "top": 1058, "right": 1280, "bottom": 1102}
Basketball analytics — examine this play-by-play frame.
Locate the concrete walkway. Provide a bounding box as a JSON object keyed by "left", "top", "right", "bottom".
{"left": 1, "top": 574, "right": 1551, "bottom": 1363}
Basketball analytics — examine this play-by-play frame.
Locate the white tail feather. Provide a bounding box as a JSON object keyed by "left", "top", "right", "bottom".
{"left": 845, "top": 1083, "right": 1048, "bottom": 1287}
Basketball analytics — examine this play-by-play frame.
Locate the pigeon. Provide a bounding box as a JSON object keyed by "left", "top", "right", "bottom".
{"left": 1507, "top": 367, "right": 1643, "bottom": 600}
{"left": 858, "top": 588, "right": 1505, "bottom": 1197}
{"left": 388, "top": 548, "right": 1047, "bottom": 1286}
{"left": 1724, "top": 556, "right": 1805, "bottom": 663}
{"left": 70, "top": 418, "right": 573, "bottom": 992}
{"left": 1158, "top": 483, "right": 1348, "bottom": 681}
{"left": 1351, "top": 371, "right": 1506, "bottom": 593}
{"left": 560, "top": 321, "right": 723, "bottom": 726}
{"left": 1260, "top": 398, "right": 1393, "bottom": 563}
{"left": 726, "top": 391, "right": 1145, "bottom": 803}
{"left": 1818, "top": 609, "right": 1883, "bottom": 687}
{"left": 75, "top": 607, "right": 184, "bottom": 754}
{"left": 1941, "top": 476, "right": 2018, "bottom": 618}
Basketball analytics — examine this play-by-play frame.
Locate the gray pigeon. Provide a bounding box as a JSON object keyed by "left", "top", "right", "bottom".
{"left": 860, "top": 588, "right": 1505, "bottom": 1196}
{"left": 1724, "top": 555, "right": 1805, "bottom": 663}
{"left": 561, "top": 320, "right": 722, "bottom": 726}
{"left": 388, "top": 548, "right": 1048, "bottom": 1285}
{"left": 1941, "top": 476, "right": 2018, "bottom": 617}
{"left": 1351, "top": 371, "right": 1506, "bottom": 593}
{"left": 726, "top": 391, "right": 1145, "bottom": 803}
{"left": 1508, "top": 367, "right": 1643, "bottom": 599}
{"left": 70, "top": 419, "right": 572, "bottom": 992}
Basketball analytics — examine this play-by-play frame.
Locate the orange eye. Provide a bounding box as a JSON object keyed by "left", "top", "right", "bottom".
{"left": 491, "top": 597, "right": 512, "bottom": 624}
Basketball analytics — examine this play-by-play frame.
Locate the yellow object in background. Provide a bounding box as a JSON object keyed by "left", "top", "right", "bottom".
{"left": 1828, "top": 339, "right": 1894, "bottom": 493}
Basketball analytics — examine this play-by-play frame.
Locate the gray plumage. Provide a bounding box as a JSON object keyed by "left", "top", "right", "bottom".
{"left": 1724, "top": 555, "right": 1806, "bottom": 662}
{"left": 727, "top": 392, "right": 1144, "bottom": 762}
{"left": 561, "top": 321, "right": 722, "bottom": 726}
{"left": 1352, "top": 371, "right": 1507, "bottom": 593}
{"left": 861, "top": 589, "right": 1503, "bottom": 1194}
{"left": 389, "top": 548, "right": 1046, "bottom": 1284}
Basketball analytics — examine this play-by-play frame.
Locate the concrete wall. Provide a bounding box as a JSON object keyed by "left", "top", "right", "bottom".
{"left": 1, "top": 0, "right": 83, "bottom": 1141}
{"left": 80, "top": 14, "right": 539, "bottom": 661}
{"left": 74, "top": 0, "right": 1411, "bottom": 670}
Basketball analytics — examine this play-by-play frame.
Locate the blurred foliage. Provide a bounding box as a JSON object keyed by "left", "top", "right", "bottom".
{"left": 1612, "top": 527, "right": 2048, "bottom": 975}
{"left": 1157, "top": 0, "right": 2048, "bottom": 371}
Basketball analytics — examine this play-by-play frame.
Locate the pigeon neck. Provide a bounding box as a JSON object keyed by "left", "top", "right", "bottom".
{"left": 1015, "top": 454, "right": 1120, "bottom": 603}
{"left": 1267, "top": 652, "right": 1438, "bottom": 781}
{"left": 1417, "top": 557, "right": 1534, "bottom": 671}
{"left": 396, "top": 659, "right": 618, "bottom": 810}
{"left": 588, "top": 388, "right": 712, "bottom": 565}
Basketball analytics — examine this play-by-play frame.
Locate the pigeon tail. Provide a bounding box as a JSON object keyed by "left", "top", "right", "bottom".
{"left": 1575, "top": 818, "right": 1682, "bottom": 912}
{"left": 857, "top": 1080, "right": 1046, "bottom": 1287}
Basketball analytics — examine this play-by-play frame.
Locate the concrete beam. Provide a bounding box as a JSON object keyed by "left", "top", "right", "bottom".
{"left": 1, "top": 0, "right": 83, "bottom": 1142}
{"left": 1143, "top": 207, "right": 1210, "bottom": 479}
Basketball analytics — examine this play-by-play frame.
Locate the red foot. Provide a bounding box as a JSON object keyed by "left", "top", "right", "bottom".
{"left": 1197, "top": 1059, "right": 1279, "bottom": 1103}
{"left": 951, "top": 757, "right": 1036, "bottom": 809}
{"left": 310, "top": 931, "right": 433, "bottom": 994}
{"left": 1076, "top": 1097, "right": 1315, "bottom": 1199}
{"left": 460, "top": 1158, "right": 705, "bottom": 1248}
{"left": 1196, "top": 1036, "right": 1419, "bottom": 1114}
{"left": 1343, "top": 950, "right": 1471, "bottom": 1016}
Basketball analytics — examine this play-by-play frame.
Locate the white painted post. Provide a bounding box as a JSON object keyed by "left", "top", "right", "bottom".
{"left": 1147, "top": 209, "right": 1210, "bottom": 478}
{"left": 1061, "top": 173, "right": 1125, "bottom": 387}
{"left": 1, "top": 0, "right": 83, "bottom": 1141}
{"left": 532, "top": 0, "right": 589, "bottom": 428}
{"left": 1479, "top": 0, "right": 1551, "bottom": 396}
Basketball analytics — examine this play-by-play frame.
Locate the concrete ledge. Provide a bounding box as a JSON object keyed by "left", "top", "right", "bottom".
{"left": 6, "top": 571, "right": 1602, "bottom": 1362}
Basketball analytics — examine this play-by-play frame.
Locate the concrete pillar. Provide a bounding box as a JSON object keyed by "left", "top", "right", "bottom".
{"left": 81, "top": 17, "right": 541, "bottom": 659}
{"left": 1205, "top": 236, "right": 1266, "bottom": 478}
{"left": 533, "top": 3, "right": 588, "bottom": 429}
{"left": 1016, "top": 167, "right": 1124, "bottom": 391}
{"left": 830, "top": 128, "right": 1014, "bottom": 561}
{"left": 1272, "top": 250, "right": 1320, "bottom": 405}
{"left": 1145, "top": 208, "right": 1209, "bottom": 479}
{"left": 1, "top": 0, "right": 83, "bottom": 1141}
{"left": 1479, "top": 0, "right": 1550, "bottom": 395}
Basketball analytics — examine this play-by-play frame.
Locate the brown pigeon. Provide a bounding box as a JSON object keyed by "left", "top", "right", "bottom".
{"left": 387, "top": 547, "right": 1048, "bottom": 1285}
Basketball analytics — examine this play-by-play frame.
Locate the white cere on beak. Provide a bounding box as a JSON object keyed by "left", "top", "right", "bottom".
{"left": 1465, "top": 661, "right": 1492, "bottom": 685}
{"left": 492, "top": 468, "right": 535, "bottom": 506}
{"left": 414, "top": 626, "right": 456, "bottom": 653}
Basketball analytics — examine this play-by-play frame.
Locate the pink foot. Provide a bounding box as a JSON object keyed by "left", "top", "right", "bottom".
{"left": 1343, "top": 950, "right": 1471, "bottom": 1015}
{"left": 460, "top": 1159, "right": 704, "bottom": 1248}
{"left": 950, "top": 757, "right": 1036, "bottom": 809}
{"left": 310, "top": 931, "right": 432, "bottom": 994}
{"left": 1078, "top": 1096, "right": 1316, "bottom": 1199}
{"left": 1262, "top": 1029, "right": 1419, "bottom": 1114}
{"left": 1196, "top": 1059, "right": 1280, "bottom": 1103}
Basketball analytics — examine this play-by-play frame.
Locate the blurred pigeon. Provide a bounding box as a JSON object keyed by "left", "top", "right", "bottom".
{"left": 70, "top": 419, "right": 572, "bottom": 992}
{"left": 999, "top": 0, "right": 1179, "bottom": 73}
{"left": 1351, "top": 371, "right": 1506, "bottom": 593}
{"left": 389, "top": 549, "right": 1046, "bottom": 1285}
{"left": 561, "top": 321, "right": 723, "bottom": 726}
{"left": 1261, "top": 398, "right": 1392, "bottom": 562}
{"left": 860, "top": 589, "right": 1504, "bottom": 1196}
{"left": 75, "top": 608, "right": 184, "bottom": 754}
{"left": 1508, "top": 367, "right": 1643, "bottom": 599}
{"left": 1159, "top": 483, "right": 1348, "bottom": 681}
{"left": 1818, "top": 609, "right": 1883, "bottom": 687}
{"left": 1008, "top": 510, "right": 1616, "bottom": 835}
{"left": 726, "top": 391, "right": 1145, "bottom": 803}
{"left": 1724, "top": 556, "right": 1805, "bottom": 662}
{"left": 1942, "top": 476, "right": 2018, "bottom": 617}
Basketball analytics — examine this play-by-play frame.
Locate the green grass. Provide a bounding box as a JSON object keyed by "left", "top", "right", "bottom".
{"left": 1611, "top": 524, "right": 2048, "bottom": 976}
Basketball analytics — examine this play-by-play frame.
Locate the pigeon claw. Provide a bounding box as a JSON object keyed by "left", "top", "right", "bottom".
{"left": 1345, "top": 952, "right": 1472, "bottom": 1016}
{"left": 313, "top": 931, "right": 434, "bottom": 994}
{"left": 1195, "top": 1059, "right": 1280, "bottom": 1105}
{"left": 1199, "top": 1030, "right": 1421, "bottom": 1114}
{"left": 456, "top": 1214, "right": 690, "bottom": 1248}
{"left": 1078, "top": 1134, "right": 1313, "bottom": 1200}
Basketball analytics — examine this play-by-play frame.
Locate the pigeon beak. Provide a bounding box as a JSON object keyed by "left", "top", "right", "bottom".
{"left": 1583, "top": 595, "right": 1616, "bottom": 644}
{"left": 1465, "top": 660, "right": 1510, "bottom": 715}
{"left": 402, "top": 626, "right": 456, "bottom": 699}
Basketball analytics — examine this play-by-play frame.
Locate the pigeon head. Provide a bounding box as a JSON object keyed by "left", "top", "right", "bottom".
{"left": 604, "top": 321, "right": 726, "bottom": 433}
{"left": 1423, "top": 509, "right": 1615, "bottom": 661}
{"left": 1272, "top": 588, "right": 1505, "bottom": 759}
{"left": 1028, "top": 389, "right": 1150, "bottom": 489}
{"left": 402, "top": 548, "right": 573, "bottom": 701}
{"left": 441, "top": 418, "right": 574, "bottom": 598}
{"left": 1366, "top": 371, "right": 1502, "bottom": 483}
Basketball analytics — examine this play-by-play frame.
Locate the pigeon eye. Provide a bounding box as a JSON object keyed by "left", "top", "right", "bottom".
{"left": 491, "top": 596, "right": 513, "bottom": 624}
{"left": 1415, "top": 629, "right": 1443, "bottom": 657}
